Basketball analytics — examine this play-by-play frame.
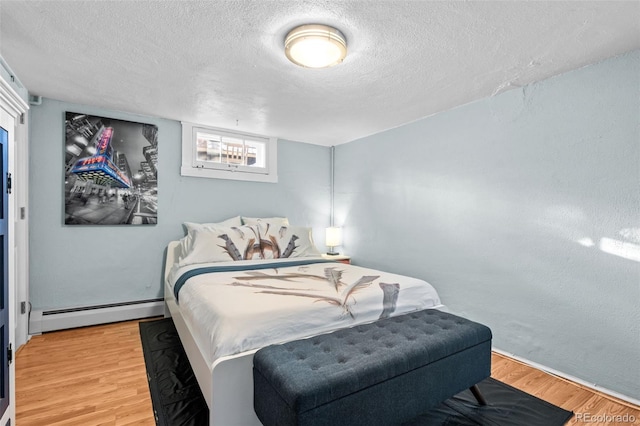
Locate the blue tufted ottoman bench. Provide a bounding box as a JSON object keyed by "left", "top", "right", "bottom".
{"left": 253, "top": 309, "right": 492, "bottom": 426}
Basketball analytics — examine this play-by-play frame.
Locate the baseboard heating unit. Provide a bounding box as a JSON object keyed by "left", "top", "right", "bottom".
{"left": 29, "top": 299, "right": 165, "bottom": 334}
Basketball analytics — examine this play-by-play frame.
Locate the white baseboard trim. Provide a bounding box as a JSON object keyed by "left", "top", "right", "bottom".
{"left": 493, "top": 347, "right": 640, "bottom": 407}
{"left": 29, "top": 299, "right": 165, "bottom": 334}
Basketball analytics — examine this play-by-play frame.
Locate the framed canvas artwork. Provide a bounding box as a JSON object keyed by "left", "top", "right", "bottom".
{"left": 64, "top": 112, "right": 158, "bottom": 225}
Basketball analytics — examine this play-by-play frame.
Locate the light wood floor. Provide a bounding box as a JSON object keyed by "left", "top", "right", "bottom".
{"left": 16, "top": 319, "right": 640, "bottom": 425}
{"left": 491, "top": 353, "right": 640, "bottom": 425}
{"left": 16, "top": 319, "right": 155, "bottom": 426}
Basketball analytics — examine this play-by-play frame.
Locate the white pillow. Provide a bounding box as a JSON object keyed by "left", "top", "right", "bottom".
{"left": 242, "top": 216, "right": 290, "bottom": 227}
{"left": 257, "top": 223, "right": 321, "bottom": 259}
{"left": 179, "top": 216, "right": 243, "bottom": 259}
{"left": 179, "top": 224, "right": 260, "bottom": 266}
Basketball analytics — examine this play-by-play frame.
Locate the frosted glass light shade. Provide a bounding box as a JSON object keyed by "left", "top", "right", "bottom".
{"left": 325, "top": 227, "right": 343, "bottom": 248}
{"left": 285, "top": 24, "right": 347, "bottom": 68}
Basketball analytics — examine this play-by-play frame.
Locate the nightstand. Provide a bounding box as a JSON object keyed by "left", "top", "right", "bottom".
{"left": 322, "top": 254, "right": 351, "bottom": 264}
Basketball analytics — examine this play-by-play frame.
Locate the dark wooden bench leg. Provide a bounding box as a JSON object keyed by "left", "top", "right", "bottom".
{"left": 469, "top": 384, "right": 487, "bottom": 405}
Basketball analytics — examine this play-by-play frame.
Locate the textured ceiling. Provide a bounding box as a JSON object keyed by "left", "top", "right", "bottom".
{"left": 1, "top": 1, "right": 638, "bottom": 146}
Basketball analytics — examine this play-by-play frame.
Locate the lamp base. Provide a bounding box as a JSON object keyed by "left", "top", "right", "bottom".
{"left": 326, "top": 251, "right": 340, "bottom": 256}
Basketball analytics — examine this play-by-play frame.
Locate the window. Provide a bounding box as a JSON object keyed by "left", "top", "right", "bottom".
{"left": 181, "top": 122, "right": 277, "bottom": 183}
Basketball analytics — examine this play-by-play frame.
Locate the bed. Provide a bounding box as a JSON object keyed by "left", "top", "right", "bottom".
{"left": 163, "top": 220, "right": 445, "bottom": 425}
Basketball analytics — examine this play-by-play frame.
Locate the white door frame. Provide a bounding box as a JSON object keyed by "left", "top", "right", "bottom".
{"left": 0, "top": 70, "right": 29, "bottom": 426}
{"left": 13, "top": 109, "right": 28, "bottom": 350}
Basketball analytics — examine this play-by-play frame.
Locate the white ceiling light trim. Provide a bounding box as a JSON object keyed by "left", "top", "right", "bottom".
{"left": 284, "top": 24, "right": 347, "bottom": 68}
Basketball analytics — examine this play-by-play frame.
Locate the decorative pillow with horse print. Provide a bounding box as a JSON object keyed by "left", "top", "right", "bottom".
{"left": 256, "top": 223, "right": 321, "bottom": 259}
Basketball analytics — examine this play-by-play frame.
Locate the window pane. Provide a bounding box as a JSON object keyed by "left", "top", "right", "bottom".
{"left": 220, "top": 137, "right": 243, "bottom": 165}
{"left": 245, "top": 139, "right": 266, "bottom": 168}
{"left": 196, "top": 132, "right": 221, "bottom": 163}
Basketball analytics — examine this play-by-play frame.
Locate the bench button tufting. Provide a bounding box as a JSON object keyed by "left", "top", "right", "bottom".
{"left": 253, "top": 309, "right": 492, "bottom": 426}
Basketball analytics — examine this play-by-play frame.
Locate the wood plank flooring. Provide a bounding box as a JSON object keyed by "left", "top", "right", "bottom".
{"left": 492, "top": 353, "right": 640, "bottom": 425}
{"left": 16, "top": 319, "right": 155, "bottom": 426}
{"left": 16, "top": 319, "right": 640, "bottom": 425}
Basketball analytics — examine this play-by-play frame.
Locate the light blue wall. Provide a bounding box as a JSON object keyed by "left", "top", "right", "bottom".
{"left": 29, "top": 99, "right": 330, "bottom": 310}
{"left": 335, "top": 51, "right": 640, "bottom": 398}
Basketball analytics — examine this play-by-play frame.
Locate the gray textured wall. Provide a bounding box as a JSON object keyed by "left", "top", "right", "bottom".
{"left": 29, "top": 99, "right": 330, "bottom": 309}
{"left": 334, "top": 51, "right": 640, "bottom": 398}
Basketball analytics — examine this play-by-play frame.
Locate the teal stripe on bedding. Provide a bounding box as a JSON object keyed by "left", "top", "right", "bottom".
{"left": 173, "top": 258, "right": 337, "bottom": 302}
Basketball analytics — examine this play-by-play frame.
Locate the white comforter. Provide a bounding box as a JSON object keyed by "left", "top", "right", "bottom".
{"left": 168, "top": 257, "right": 443, "bottom": 366}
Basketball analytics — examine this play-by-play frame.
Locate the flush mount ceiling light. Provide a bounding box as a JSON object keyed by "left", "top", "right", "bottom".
{"left": 284, "top": 24, "right": 347, "bottom": 68}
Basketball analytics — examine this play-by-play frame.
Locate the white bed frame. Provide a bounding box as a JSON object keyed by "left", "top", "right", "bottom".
{"left": 164, "top": 241, "right": 444, "bottom": 424}
{"left": 164, "top": 241, "right": 263, "bottom": 425}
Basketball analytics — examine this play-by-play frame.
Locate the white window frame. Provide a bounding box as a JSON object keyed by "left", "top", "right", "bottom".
{"left": 181, "top": 122, "right": 278, "bottom": 183}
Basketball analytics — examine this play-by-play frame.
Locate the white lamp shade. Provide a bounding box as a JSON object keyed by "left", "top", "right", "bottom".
{"left": 325, "top": 227, "right": 343, "bottom": 247}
